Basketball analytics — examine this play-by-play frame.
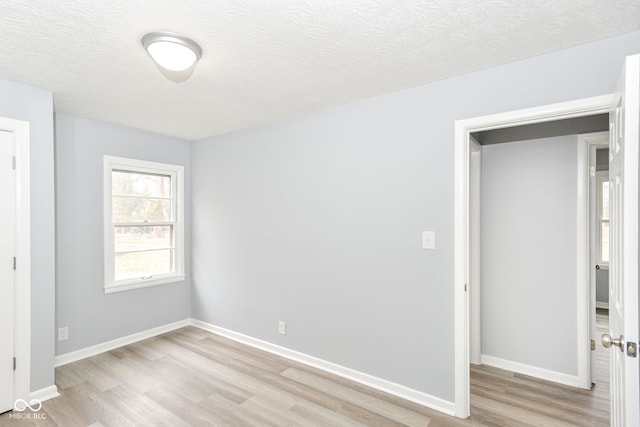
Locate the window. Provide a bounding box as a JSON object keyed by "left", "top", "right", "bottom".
{"left": 596, "top": 171, "right": 609, "bottom": 267}
{"left": 104, "top": 156, "right": 184, "bottom": 293}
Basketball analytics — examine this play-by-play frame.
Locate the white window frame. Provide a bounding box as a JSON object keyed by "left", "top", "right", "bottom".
{"left": 103, "top": 156, "right": 185, "bottom": 293}
{"left": 595, "top": 170, "right": 610, "bottom": 269}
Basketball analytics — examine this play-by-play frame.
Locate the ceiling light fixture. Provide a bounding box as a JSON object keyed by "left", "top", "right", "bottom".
{"left": 142, "top": 32, "right": 202, "bottom": 72}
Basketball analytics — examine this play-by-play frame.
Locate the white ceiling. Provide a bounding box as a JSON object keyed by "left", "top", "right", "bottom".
{"left": 1, "top": 1, "right": 639, "bottom": 140}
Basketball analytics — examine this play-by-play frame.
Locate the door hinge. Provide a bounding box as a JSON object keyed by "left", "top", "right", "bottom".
{"left": 13, "top": 256, "right": 16, "bottom": 270}
{"left": 591, "top": 339, "right": 596, "bottom": 350}
{"left": 12, "top": 156, "right": 16, "bottom": 170}
{"left": 589, "top": 165, "right": 596, "bottom": 177}
{"left": 464, "top": 283, "right": 468, "bottom": 292}
{"left": 13, "top": 357, "right": 16, "bottom": 371}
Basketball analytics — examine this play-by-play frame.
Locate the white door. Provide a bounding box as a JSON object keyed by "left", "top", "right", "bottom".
{"left": 589, "top": 142, "right": 598, "bottom": 384}
{"left": 0, "top": 130, "right": 15, "bottom": 413}
{"left": 604, "top": 54, "right": 640, "bottom": 427}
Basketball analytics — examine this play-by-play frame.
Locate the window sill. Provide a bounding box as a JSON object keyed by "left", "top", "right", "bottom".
{"left": 105, "top": 274, "right": 186, "bottom": 294}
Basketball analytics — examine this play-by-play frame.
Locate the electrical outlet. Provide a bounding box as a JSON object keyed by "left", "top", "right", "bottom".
{"left": 278, "top": 321, "right": 286, "bottom": 335}
{"left": 58, "top": 327, "right": 69, "bottom": 341}
{"left": 422, "top": 231, "right": 435, "bottom": 249}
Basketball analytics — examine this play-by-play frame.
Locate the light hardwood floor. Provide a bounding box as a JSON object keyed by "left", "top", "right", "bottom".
{"left": 469, "top": 308, "right": 610, "bottom": 426}
{"left": 0, "top": 313, "right": 610, "bottom": 426}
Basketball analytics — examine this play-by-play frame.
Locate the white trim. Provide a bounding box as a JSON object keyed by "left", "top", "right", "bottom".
{"left": 30, "top": 386, "right": 59, "bottom": 403}
{"left": 103, "top": 155, "right": 185, "bottom": 294}
{"left": 0, "top": 118, "right": 31, "bottom": 406}
{"left": 453, "top": 119, "right": 470, "bottom": 418}
{"left": 104, "top": 274, "right": 186, "bottom": 294}
{"left": 191, "top": 319, "right": 456, "bottom": 416}
{"left": 596, "top": 301, "right": 610, "bottom": 310}
{"left": 54, "top": 319, "right": 190, "bottom": 367}
{"left": 576, "top": 137, "right": 591, "bottom": 389}
{"left": 469, "top": 137, "right": 482, "bottom": 366}
{"left": 583, "top": 132, "right": 609, "bottom": 385}
{"left": 454, "top": 94, "right": 616, "bottom": 418}
{"left": 480, "top": 355, "right": 584, "bottom": 388}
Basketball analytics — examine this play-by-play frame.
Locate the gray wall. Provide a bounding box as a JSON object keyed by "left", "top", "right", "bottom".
{"left": 473, "top": 114, "right": 609, "bottom": 145}
{"left": 596, "top": 148, "right": 609, "bottom": 172}
{"left": 0, "top": 79, "right": 55, "bottom": 392}
{"left": 596, "top": 269, "right": 609, "bottom": 304}
{"left": 191, "top": 31, "right": 640, "bottom": 402}
{"left": 481, "top": 136, "right": 577, "bottom": 375}
{"left": 55, "top": 114, "right": 191, "bottom": 355}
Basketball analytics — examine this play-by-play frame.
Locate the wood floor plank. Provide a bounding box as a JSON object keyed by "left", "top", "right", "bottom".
{"left": 144, "top": 385, "right": 229, "bottom": 427}
{"left": 43, "top": 381, "right": 102, "bottom": 426}
{"left": 240, "top": 394, "right": 318, "bottom": 427}
{"left": 289, "top": 399, "right": 370, "bottom": 427}
{"left": 471, "top": 393, "right": 570, "bottom": 427}
{"left": 71, "top": 358, "right": 121, "bottom": 392}
{"left": 282, "top": 367, "right": 430, "bottom": 427}
{"left": 336, "top": 401, "right": 410, "bottom": 427}
{"left": 53, "top": 363, "right": 86, "bottom": 391}
{"left": 204, "top": 393, "right": 271, "bottom": 427}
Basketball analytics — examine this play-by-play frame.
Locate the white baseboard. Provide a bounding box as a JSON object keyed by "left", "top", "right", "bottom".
{"left": 54, "top": 319, "right": 191, "bottom": 367}
{"left": 481, "top": 354, "right": 583, "bottom": 388}
{"left": 190, "top": 319, "right": 455, "bottom": 416}
{"left": 596, "top": 301, "right": 609, "bottom": 310}
{"left": 30, "top": 385, "right": 59, "bottom": 402}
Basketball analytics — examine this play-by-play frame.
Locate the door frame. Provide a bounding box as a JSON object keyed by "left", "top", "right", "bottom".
{"left": 581, "top": 132, "right": 610, "bottom": 384}
{"left": 468, "top": 136, "right": 482, "bottom": 366}
{"left": 453, "top": 94, "right": 616, "bottom": 418}
{"left": 0, "top": 117, "right": 31, "bottom": 406}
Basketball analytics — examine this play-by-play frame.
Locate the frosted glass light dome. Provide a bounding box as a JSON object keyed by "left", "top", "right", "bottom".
{"left": 142, "top": 32, "right": 202, "bottom": 72}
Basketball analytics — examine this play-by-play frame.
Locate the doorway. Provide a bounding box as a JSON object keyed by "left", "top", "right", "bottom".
{"left": 472, "top": 128, "right": 604, "bottom": 384}
{"left": 582, "top": 132, "right": 610, "bottom": 392}
{"left": 453, "top": 94, "right": 616, "bottom": 417}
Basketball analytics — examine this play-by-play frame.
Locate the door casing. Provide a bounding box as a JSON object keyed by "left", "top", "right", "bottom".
{"left": 453, "top": 94, "right": 616, "bottom": 418}
{"left": 581, "top": 132, "right": 610, "bottom": 383}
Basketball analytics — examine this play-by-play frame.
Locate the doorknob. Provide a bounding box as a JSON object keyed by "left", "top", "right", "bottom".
{"left": 595, "top": 264, "right": 600, "bottom": 270}
{"left": 602, "top": 333, "right": 624, "bottom": 351}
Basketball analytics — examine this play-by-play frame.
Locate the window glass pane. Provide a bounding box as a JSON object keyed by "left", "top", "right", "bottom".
{"left": 112, "top": 171, "right": 171, "bottom": 198}
{"left": 112, "top": 197, "right": 171, "bottom": 222}
{"left": 602, "top": 181, "right": 610, "bottom": 220}
{"left": 115, "top": 249, "right": 174, "bottom": 281}
{"left": 115, "top": 226, "right": 172, "bottom": 252}
{"left": 601, "top": 221, "right": 609, "bottom": 263}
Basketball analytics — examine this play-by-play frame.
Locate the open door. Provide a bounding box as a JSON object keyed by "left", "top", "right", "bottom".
{"left": 603, "top": 54, "right": 640, "bottom": 426}
{"left": 0, "top": 130, "right": 15, "bottom": 413}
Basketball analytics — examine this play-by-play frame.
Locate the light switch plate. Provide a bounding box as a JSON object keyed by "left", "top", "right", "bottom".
{"left": 422, "top": 231, "right": 435, "bottom": 249}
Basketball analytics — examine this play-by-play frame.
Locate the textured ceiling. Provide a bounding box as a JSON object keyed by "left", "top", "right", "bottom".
{"left": 0, "top": 1, "right": 639, "bottom": 140}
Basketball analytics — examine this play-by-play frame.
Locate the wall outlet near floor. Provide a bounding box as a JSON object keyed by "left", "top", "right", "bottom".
{"left": 58, "top": 326, "right": 69, "bottom": 341}
{"left": 278, "top": 321, "right": 286, "bottom": 335}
